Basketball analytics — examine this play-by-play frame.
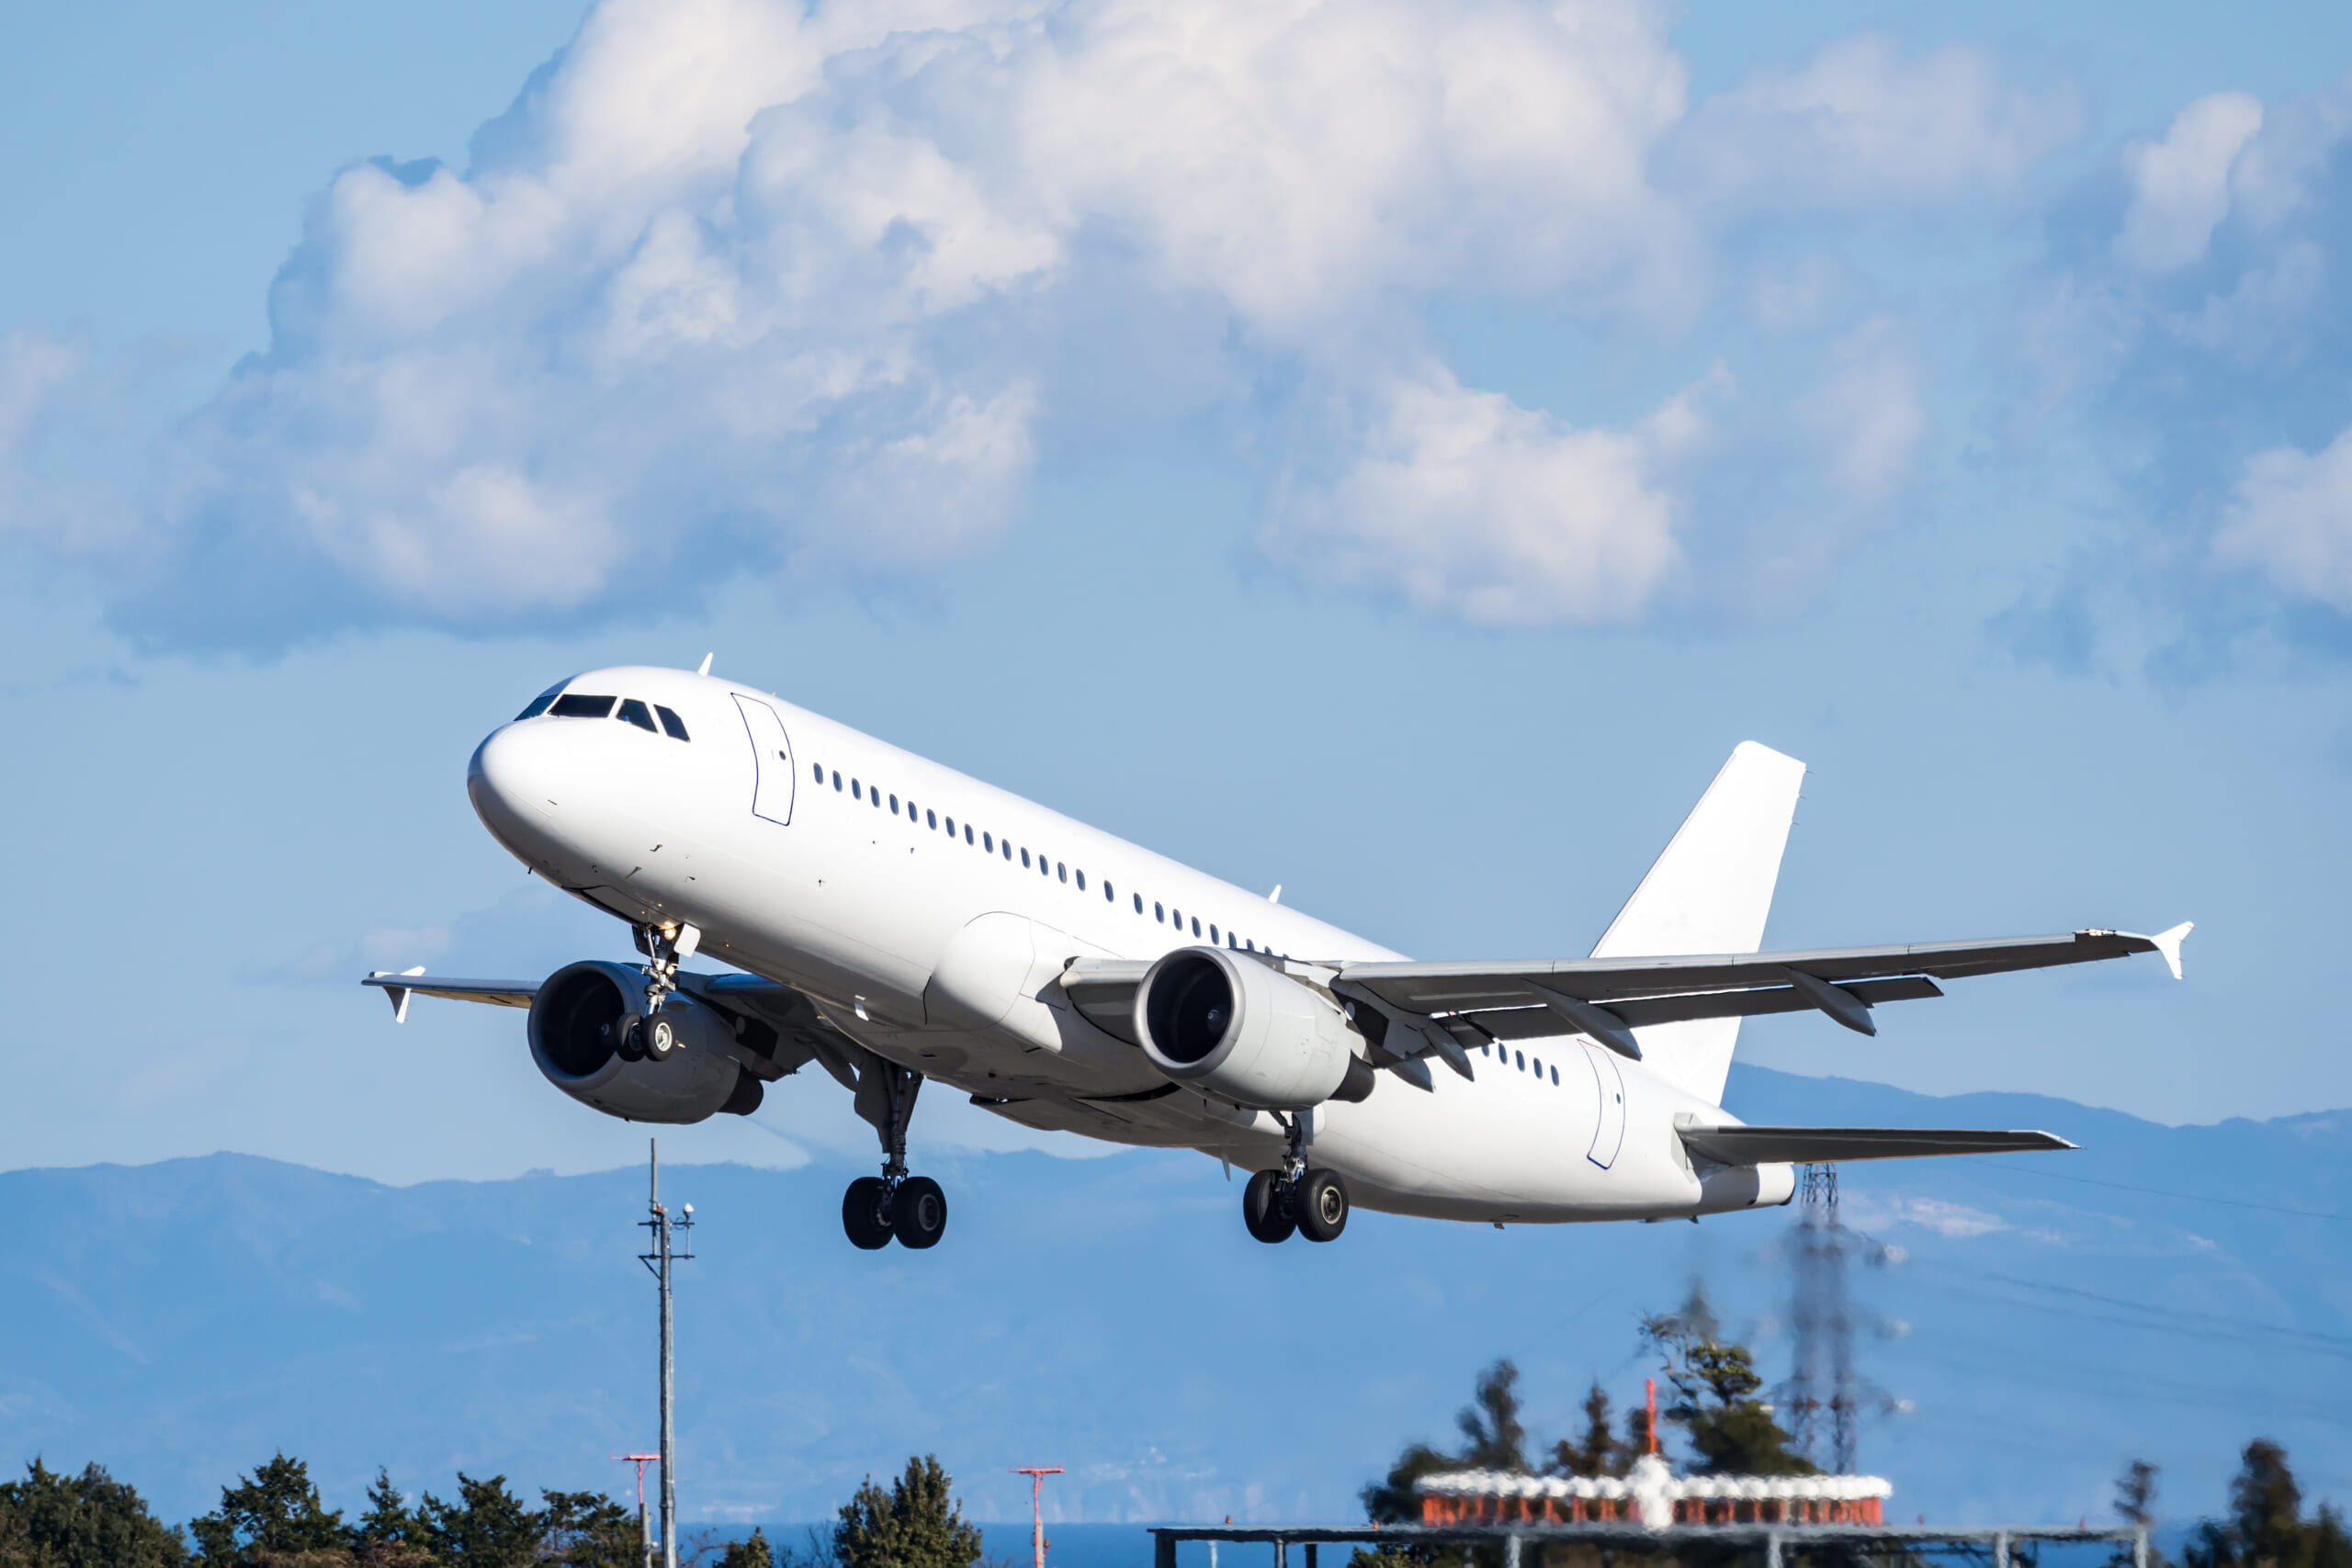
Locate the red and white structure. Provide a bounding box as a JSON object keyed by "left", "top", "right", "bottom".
{"left": 1415, "top": 1455, "right": 1891, "bottom": 1529}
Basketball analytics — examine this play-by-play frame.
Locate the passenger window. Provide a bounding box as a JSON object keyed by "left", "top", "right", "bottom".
{"left": 1209, "top": 924, "right": 1218, "bottom": 942}
{"left": 927, "top": 810, "right": 937, "bottom": 829}
{"left": 1076, "top": 870, "right": 1086, "bottom": 890}
{"left": 1002, "top": 840, "right": 1012, "bottom": 860}
{"left": 1171, "top": 908, "right": 1182, "bottom": 930}
{"left": 872, "top": 789, "right": 882, "bottom": 809}
{"left": 984, "top": 832, "right": 993, "bottom": 852}
{"left": 853, "top": 780, "right": 862, "bottom": 800}
{"left": 890, "top": 795, "right": 899, "bottom": 814}
{"left": 1532, "top": 1057, "right": 1543, "bottom": 1077}
{"left": 964, "top": 825, "right": 973, "bottom": 844}
{"left": 1154, "top": 902, "right": 1164, "bottom": 922}
{"left": 1516, "top": 1051, "right": 1526, "bottom": 1071}
{"left": 657, "top": 705, "right": 690, "bottom": 740}
{"left": 812, "top": 762, "right": 824, "bottom": 783}
{"left": 1057, "top": 863, "right": 1067, "bottom": 883}
{"left": 514, "top": 680, "right": 568, "bottom": 720}
{"left": 833, "top": 771, "right": 842, "bottom": 791}
{"left": 1191, "top": 917, "right": 1201, "bottom": 937}
{"left": 1021, "top": 849, "right": 1030, "bottom": 868}
{"left": 1550, "top": 1065, "right": 1560, "bottom": 1085}
{"left": 1133, "top": 893, "right": 1142, "bottom": 913}
{"left": 549, "top": 694, "right": 616, "bottom": 718}
{"left": 616, "top": 698, "right": 659, "bottom": 733}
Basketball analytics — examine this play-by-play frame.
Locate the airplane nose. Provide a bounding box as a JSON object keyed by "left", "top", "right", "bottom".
{"left": 468, "top": 723, "right": 557, "bottom": 838}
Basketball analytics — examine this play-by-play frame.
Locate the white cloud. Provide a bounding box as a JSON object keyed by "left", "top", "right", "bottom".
{"left": 1802, "top": 316, "right": 1924, "bottom": 502}
{"left": 9, "top": 0, "right": 2072, "bottom": 641}
{"left": 2116, "top": 91, "right": 2266, "bottom": 271}
{"left": 1263, "top": 364, "right": 1715, "bottom": 626}
{"left": 1673, "top": 34, "right": 2080, "bottom": 210}
{"left": 2214, "top": 425, "right": 2352, "bottom": 611}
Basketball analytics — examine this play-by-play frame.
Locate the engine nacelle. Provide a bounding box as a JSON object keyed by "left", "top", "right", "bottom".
{"left": 1134, "top": 947, "right": 1375, "bottom": 1110}
{"left": 527, "top": 961, "right": 763, "bottom": 1124}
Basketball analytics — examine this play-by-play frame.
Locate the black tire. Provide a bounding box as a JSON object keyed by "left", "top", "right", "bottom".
{"left": 842, "top": 1177, "right": 894, "bottom": 1249}
{"left": 1242, "top": 1169, "right": 1295, "bottom": 1244}
{"left": 1296, "top": 1168, "right": 1349, "bottom": 1242}
{"left": 644, "top": 1014, "right": 678, "bottom": 1060}
{"left": 614, "top": 1014, "right": 646, "bottom": 1063}
{"left": 892, "top": 1176, "right": 948, "bottom": 1249}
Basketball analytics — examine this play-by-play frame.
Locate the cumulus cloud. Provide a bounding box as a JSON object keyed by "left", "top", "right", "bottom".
{"left": 2115, "top": 91, "right": 2266, "bottom": 271}
{"left": 11, "top": 0, "right": 2082, "bottom": 645}
{"left": 1800, "top": 316, "right": 1924, "bottom": 502}
{"left": 1264, "top": 365, "right": 1716, "bottom": 626}
{"left": 2214, "top": 426, "right": 2352, "bottom": 610}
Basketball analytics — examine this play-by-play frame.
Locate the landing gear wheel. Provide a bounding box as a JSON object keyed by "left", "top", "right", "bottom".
{"left": 1242, "top": 1169, "right": 1295, "bottom": 1244}
{"left": 842, "top": 1177, "right": 895, "bottom": 1250}
{"left": 612, "top": 1014, "right": 646, "bottom": 1063}
{"left": 892, "top": 1176, "right": 948, "bottom": 1249}
{"left": 1295, "top": 1168, "right": 1349, "bottom": 1242}
{"left": 642, "top": 1014, "right": 678, "bottom": 1060}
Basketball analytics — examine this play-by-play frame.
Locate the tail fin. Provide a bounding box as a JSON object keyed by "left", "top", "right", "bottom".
{"left": 1593, "top": 740, "right": 1806, "bottom": 1105}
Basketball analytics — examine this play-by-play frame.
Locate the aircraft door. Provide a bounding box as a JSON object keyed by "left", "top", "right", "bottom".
{"left": 1583, "top": 1041, "right": 1627, "bottom": 1169}
{"left": 732, "top": 695, "right": 797, "bottom": 826}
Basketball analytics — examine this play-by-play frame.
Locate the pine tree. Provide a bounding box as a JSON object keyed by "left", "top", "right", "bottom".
{"left": 832, "top": 1457, "right": 982, "bottom": 1568}
{"left": 0, "top": 1459, "right": 187, "bottom": 1568}
{"left": 720, "top": 1527, "right": 778, "bottom": 1568}
{"left": 2186, "top": 1441, "right": 2352, "bottom": 1568}
{"left": 1641, "top": 1294, "right": 1815, "bottom": 1477}
{"left": 188, "top": 1454, "right": 347, "bottom": 1566}
{"left": 537, "top": 1490, "right": 641, "bottom": 1568}
{"left": 420, "top": 1474, "right": 539, "bottom": 1568}
{"left": 1454, "top": 1362, "right": 1529, "bottom": 1473}
{"left": 1549, "top": 1382, "right": 1628, "bottom": 1478}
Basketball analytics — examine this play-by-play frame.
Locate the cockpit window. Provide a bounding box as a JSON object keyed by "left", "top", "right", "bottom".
{"left": 656, "top": 705, "right": 690, "bottom": 741}
{"left": 550, "top": 694, "right": 616, "bottom": 718}
{"left": 616, "top": 698, "right": 659, "bottom": 734}
{"left": 515, "top": 680, "right": 570, "bottom": 721}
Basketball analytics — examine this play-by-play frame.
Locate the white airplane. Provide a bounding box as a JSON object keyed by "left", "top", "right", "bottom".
{"left": 368, "top": 661, "right": 2190, "bottom": 1251}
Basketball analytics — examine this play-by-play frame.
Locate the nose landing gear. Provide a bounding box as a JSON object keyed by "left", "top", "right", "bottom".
{"left": 1239, "top": 1111, "right": 1350, "bottom": 1243}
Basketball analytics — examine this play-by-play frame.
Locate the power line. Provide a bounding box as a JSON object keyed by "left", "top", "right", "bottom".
{"left": 1971, "top": 1160, "right": 2352, "bottom": 1223}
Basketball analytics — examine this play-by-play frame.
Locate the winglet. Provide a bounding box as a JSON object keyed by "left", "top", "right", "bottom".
{"left": 2152, "top": 921, "right": 2193, "bottom": 981}
{"left": 696, "top": 652, "right": 714, "bottom": 676}
{"left": 371, "top": 964, "right": 429, "bottom": 1023}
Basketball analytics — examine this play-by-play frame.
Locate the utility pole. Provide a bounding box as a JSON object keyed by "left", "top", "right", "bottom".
{"left": 1011, "top": 1468, "right": 1063, "bottom": 1568}
{"left": 616, "top": 1454, "right": 661, "bottom": 1568}
{"left": 639, "top": 1140, "right": 694, "bottom": 1568}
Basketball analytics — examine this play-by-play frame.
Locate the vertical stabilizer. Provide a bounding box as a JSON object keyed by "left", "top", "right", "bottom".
{"left": 1593, "top": 741, "right": 1806, "bottom": 1105}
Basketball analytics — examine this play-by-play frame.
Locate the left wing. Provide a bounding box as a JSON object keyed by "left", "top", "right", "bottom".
{"left": 1679, "top": 1122, "right": 2075, "bottom": 1166}
{"left": 1333, "top": 924, "right": 2190, "bottom": 1064}
{"left": 363, "top": 969, "right": 537, "bottom": 1021}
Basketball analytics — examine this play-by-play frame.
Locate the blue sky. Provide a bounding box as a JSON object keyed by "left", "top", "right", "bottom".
{"left": 6, "top": 0, "right": 2352, "bottom": 1185}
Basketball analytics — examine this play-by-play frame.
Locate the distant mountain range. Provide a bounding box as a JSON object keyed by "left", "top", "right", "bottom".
{"left": 2, "top": 1066, "right": 2345, "bottom": 1541}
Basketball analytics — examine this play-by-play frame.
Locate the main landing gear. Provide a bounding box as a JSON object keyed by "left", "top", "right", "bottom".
{"left": 842, "top": 1058, "right": 949, "bottom": 1251}
{"left": 1241, "top": 1112, "right": 1349, "bottom": 1244}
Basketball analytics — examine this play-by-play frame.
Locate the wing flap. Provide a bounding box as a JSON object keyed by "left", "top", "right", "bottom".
{"left": 1679, "top": 1123, "right": 2075, "bottom": 1166}
{"left": 1452, "top": 976, "right": 1944, "bottom": 1042}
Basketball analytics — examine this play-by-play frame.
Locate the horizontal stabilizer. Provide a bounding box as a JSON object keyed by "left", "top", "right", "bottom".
{"left": 1678, "top": 1123, "right": 2075, "bottom": 1167}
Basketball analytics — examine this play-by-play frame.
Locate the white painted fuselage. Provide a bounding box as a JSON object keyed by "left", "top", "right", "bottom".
{"left": 468, "top": 665, "right": 1782, "bottom": 1225}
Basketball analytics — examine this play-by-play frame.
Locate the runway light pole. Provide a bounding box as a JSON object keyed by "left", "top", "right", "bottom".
{"left": 1012, "top": 1467, "right": 1063, "bottom": 1568}
{"left": 640, "top": 1140, "right": 695, "bottom": 1568}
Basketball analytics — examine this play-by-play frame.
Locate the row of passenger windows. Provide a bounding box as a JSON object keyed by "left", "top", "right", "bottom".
{"left": 811, "top": 760, "right": 1286, "bottom": 958}
{"left": 1480, "top": 1041, "right": 1562, "bottom": 1087}
{"left": 517, "top": 683, "right": 691, "bottom": 741}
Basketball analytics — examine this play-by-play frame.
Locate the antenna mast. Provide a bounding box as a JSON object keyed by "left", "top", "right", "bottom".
{"left": 639, "top": 1139, "right": 695, "bottom": 1568}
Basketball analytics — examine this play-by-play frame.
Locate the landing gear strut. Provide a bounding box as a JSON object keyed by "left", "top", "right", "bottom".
{"left": 1240, "top": 1112, "right": 1349, "bottom": 1244}
{"left": 840, "top": 1058, "right": 949, "bottom": 1251}
{"left": 627, "top": 922, "right": 700, "bottom": 1060}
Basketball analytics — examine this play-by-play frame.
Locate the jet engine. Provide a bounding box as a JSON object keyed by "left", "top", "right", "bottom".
{"left": 1134, "top": 947, "right": 1375, "bottom": 1110}
{"left": 527, "top": 961, "right": 763, "bottom": 1123}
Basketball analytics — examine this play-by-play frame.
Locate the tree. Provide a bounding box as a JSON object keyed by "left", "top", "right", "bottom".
{"left": 1455, "top": 1362, "right": 1528, "bottom": 1474}
{"left": 2185, "top": 1440, "right": 2352, "bottom": 1568}
{"left": 1549, "top": 1382, "right": 1631, "bottom": 1479}
{"left": 419, "top": 1475, "right": 538, "bottom": 1568}
{"left": 1641, "top": 1294, "right": 1815, "bottom": 1477}
{"left": 832, "top": 1457, "right": 982, "bottom": 1568}
{"left": 537, "top": 1491, "right": 640, "bottom": 1568}
{"left": 720, "top": 1529, "right": 777, "bottom": 1568}
{"left": 189, "top": 1455, "right": 347, "bottom": 1567}
{"left": 2117, "top": 1461, "right": 2159, "bottom": 1529}
{"left": 1360, "top": 1442, "right": 1456, "bottom": 1528}
{"left": 349, "top": 1473, "right": 431, "bottom": 1568}
{"left": 0, "top": 1459, "right": 187, "bottom": 1568}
